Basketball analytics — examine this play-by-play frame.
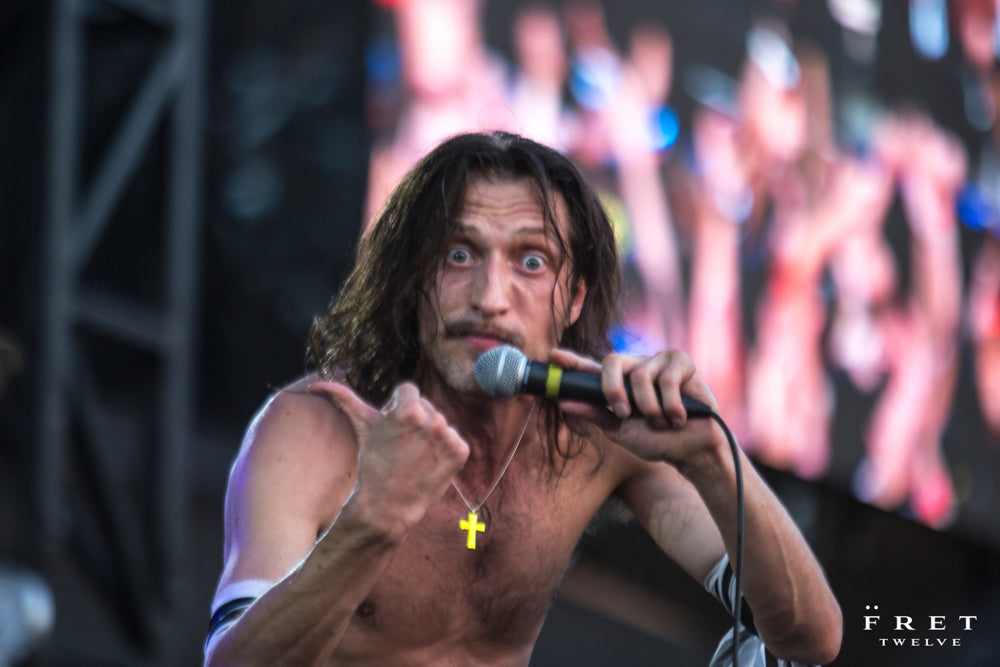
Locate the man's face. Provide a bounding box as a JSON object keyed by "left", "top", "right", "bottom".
{"left": 417, "top": 176, "right": 587, "bottom": 394}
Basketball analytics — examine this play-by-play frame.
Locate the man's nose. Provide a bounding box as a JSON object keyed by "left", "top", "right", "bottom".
{"left": 471, "top": 256, "right": 511, "bottom": 315}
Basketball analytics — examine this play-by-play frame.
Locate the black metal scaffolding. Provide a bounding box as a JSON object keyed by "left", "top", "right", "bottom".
{"left": 38, "top": 0, "right": 206, "bottom": 662}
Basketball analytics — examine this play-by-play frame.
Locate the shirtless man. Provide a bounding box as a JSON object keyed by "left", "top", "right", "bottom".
{"left": 203, "top": 132, "right": 842, "bottom": 666}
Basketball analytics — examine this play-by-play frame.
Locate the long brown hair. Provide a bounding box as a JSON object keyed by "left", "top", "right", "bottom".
{"left": 307, "top": 131, "right": 622, "bottom": 462}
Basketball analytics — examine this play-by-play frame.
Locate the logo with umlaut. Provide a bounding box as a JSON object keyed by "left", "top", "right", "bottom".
{"left": 862, "top": 604, "right": 978, "bottom": 648}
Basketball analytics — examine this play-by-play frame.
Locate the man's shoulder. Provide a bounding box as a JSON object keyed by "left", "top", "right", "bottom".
{"left": 219, "top": 377, "right": 360, "bottom": 579}
{"left": 232, "top": 374, "right": 357, "bottom": 482}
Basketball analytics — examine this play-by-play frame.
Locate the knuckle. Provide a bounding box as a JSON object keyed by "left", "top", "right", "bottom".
{"left": 450, "top": 438, "right": 470, "bottom": 465}
{"left": 630, "top": 364, "right": 652, "bottom": 383}
{"left": 442, "top": 429, "right": 469, "bottom": 466}
{"left": 654, "top": 370, "right": 673, "bottom": 389}
{"left": 655, "top": 349, "right": 677, "bottom": 365}
{"left": 393, "top": 398, "right": 426, "bottom": 425}
{"left": 668, "top": 349, "right": 693, "bottom": 366}
{"left": 426, "top": 411, "right": 449, "bottom": 436}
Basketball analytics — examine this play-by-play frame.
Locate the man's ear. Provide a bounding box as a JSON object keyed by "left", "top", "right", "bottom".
{"left": 567, "top": 281, "right": 587, "bottom": 327}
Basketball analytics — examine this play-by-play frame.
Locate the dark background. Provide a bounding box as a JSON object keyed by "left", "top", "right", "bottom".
{"left": 1, "top": 0, "right": 999, "bottom": 665}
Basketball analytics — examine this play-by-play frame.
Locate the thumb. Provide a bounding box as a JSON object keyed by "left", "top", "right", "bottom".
{"left": 549, "top": 347, "right": 603, "bottom": 374}
{"left": 309, "top": 380, "right": 379, "bottom": 434}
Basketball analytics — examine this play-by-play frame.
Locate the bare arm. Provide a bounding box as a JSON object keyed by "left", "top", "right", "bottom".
{"left": 551, "top": 348, "right": 842, "bottom": 664}
{"left": 205, "top": 381, "right": 469, "bottom": 666}
{"left": 663, "top": 434, "right": 841, "bottom": 663}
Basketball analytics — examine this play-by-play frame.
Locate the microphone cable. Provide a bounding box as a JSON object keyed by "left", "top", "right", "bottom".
{"left": 692, "top": 406, "right": 745, "bottom": 667}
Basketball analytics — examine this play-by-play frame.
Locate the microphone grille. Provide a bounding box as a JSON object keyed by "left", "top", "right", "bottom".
{"left": 474, "top": 345, "right": 526, "bottom": 398}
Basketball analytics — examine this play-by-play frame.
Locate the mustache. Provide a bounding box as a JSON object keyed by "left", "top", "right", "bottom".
{"left": 443, "top": 320, "right": 525, "bottom": 350}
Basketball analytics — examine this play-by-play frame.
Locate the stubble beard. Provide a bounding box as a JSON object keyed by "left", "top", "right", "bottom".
{"left": 421, "top": 319, "right": 529, "bottom": 397}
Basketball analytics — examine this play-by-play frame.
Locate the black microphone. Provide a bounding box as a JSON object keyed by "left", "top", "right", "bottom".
{"left": 474, "top": 345, "right": 713, "bottom": 416}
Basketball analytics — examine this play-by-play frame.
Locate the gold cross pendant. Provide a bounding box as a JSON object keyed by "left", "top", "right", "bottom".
{"left": 459, "top": 512, "right": 485, "bottom": 549}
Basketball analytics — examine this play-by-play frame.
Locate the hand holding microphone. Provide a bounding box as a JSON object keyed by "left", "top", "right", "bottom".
{"left": 474, "top": 345, "right": 714, "bottom": 419}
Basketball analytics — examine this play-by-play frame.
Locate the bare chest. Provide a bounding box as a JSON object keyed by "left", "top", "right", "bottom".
{"left": 341, "top": 463, "right": 614, "bottom": 655}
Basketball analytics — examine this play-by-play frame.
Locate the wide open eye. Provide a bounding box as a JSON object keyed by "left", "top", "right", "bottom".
{"left": 447, "top": 247, "right": 473, "bottom": 265}
{"left": 521, "top": 253, "right": 547, "bottom": 272}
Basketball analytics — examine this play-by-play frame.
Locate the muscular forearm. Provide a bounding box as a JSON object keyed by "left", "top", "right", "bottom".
{"left": 682, "top": 439, "right": 842, "bottom": 664}
{"left": 205, "top": 497, "right": 403, "bottom": 667}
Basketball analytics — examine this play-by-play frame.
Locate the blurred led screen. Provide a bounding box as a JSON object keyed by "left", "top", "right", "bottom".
{"left": 362, "top": 0, "right": 1000, "bottom": 551}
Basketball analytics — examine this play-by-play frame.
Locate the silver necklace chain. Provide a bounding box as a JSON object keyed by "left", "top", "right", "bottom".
{"left": 451, "top": 403, "right": 536, "bottom": 514}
